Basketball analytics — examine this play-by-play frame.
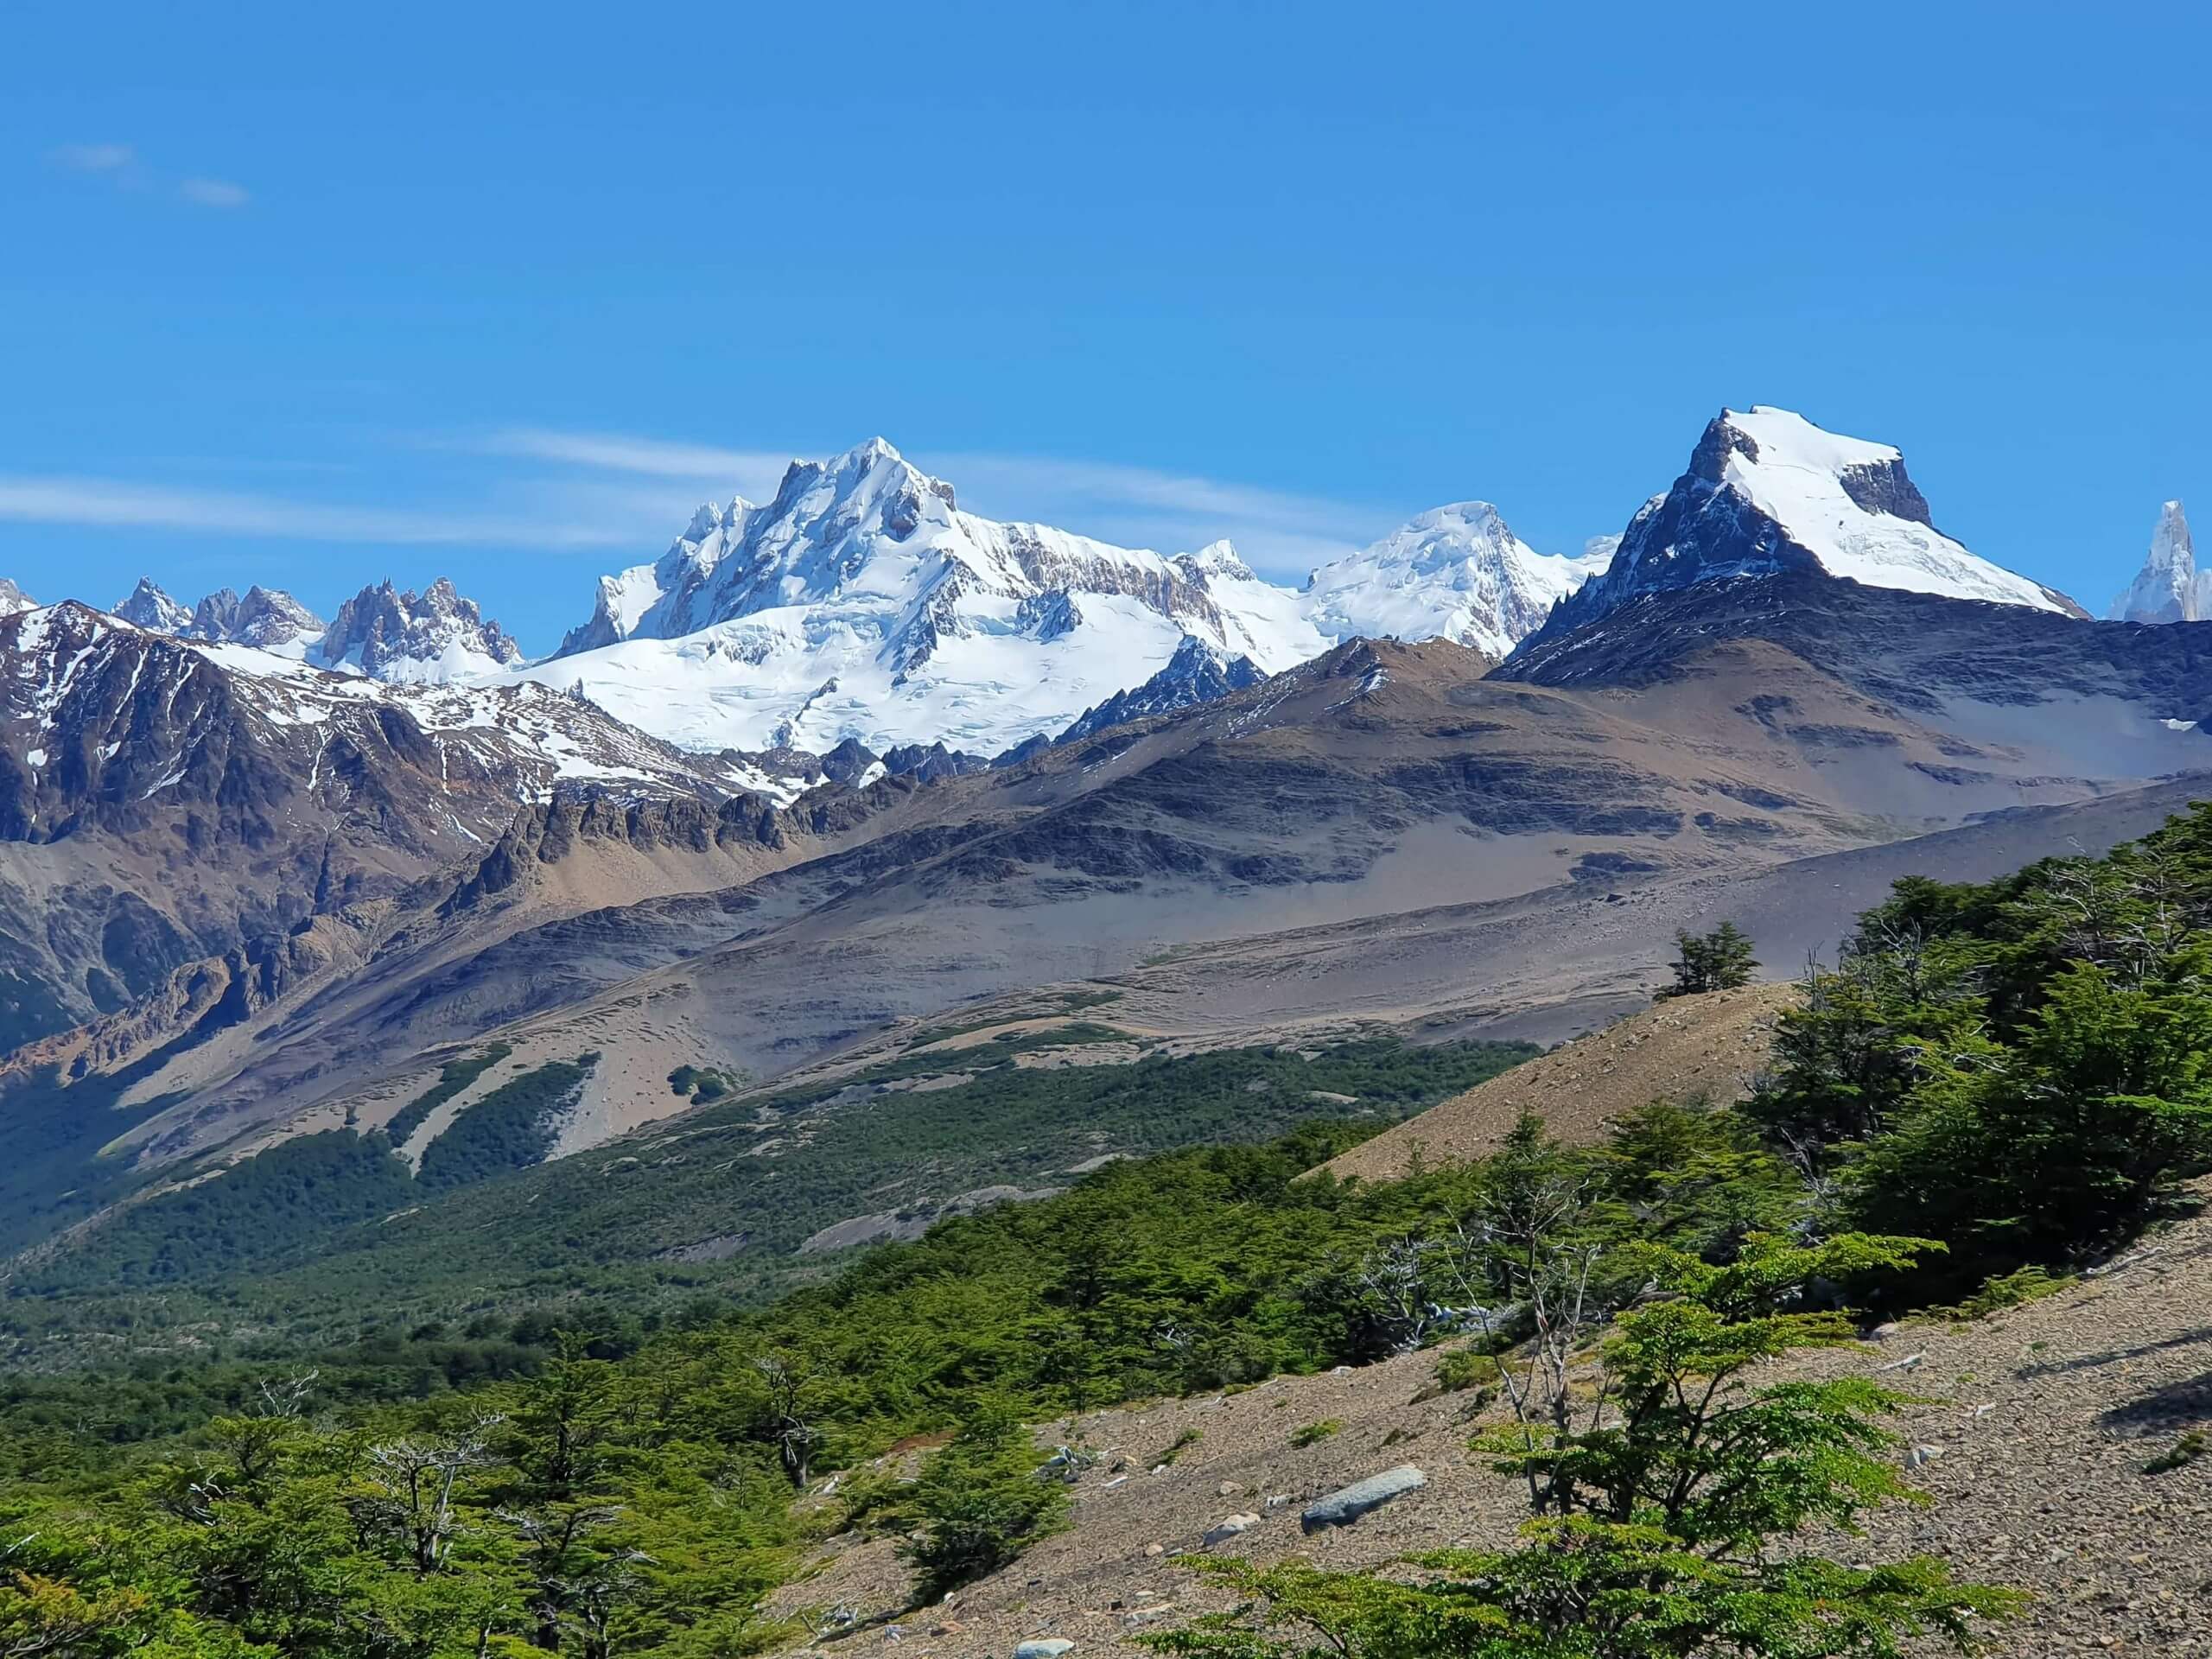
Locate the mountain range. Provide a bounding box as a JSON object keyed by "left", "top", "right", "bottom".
{"left": 4, "top": 402, "right": 2211, "bottom": 1341}
{"left": 43, "top": 409, "right": 2196, "bottom": 764}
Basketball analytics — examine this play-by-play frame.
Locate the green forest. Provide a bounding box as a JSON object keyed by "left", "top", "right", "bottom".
{"left": 4, "top": 806, "right": 2212, "bottom": 1657}
{"left": 2, "top": 1030, "right": 1536, "bottom": 1357}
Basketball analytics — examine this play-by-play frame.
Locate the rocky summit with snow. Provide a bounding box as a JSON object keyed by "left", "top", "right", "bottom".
{"left": 113, "top": 578, "right": 327, "bottom": 657}
{"left": 2108, "top": 500, "right": 2202, "bottom": 624}
{"left": 1302, "top": 502, "right": 1611, "bottom": 660}
{"left": 523, "top": 439, "right": 1624, "bottom": 756}
{"left": 521, "top": 438, "right": 1333, "bottom": 755}
{"left": 1054, "top": 633, "right": 1267, "bottom": 747}
{"left": 1522, "top": 406, "right": 2088, "bottom": 653}
{"left": 0, "top": 580, "right": 35, "bottom": 618}
{"left": 48, "top": 408, "right": 2148, "bottom": 769}
{"left": 190, "top": 587, "right": 327, "bottom": 656}
{"left": 313, "top": 577, "right": 524, "bottom": 683}
{"left": 114, "top": 577, "right": 195, "bottom": 633}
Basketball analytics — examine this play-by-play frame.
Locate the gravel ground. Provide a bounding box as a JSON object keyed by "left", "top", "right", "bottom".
{"left": 769, "top": 1185, "right": 2212, "bottom": 1659}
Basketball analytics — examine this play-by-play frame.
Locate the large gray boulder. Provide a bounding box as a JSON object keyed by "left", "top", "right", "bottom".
{"left": 1300, "top": 1465, "right": 1427, "bottom": 1534}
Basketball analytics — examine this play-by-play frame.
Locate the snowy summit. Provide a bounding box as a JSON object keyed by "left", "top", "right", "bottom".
{"left": 1304, "top": 502, "right": 1610, "bottom": 660}
{"left": 519, "top": 438, "right": 1613, "bottom": 756}
{"left": 1529, "top": 406, "right": 2086, "bottom": 646}
{"left": 2108, "top": 501, "right": 2201, "bottom": 624}
{"left": 515, "top": 437, "right": 1332, "bottom": 753}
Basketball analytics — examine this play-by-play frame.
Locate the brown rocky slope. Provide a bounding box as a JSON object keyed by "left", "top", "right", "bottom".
{"left": 1321, "top": 982, "right": 1797, "bottom": 1182}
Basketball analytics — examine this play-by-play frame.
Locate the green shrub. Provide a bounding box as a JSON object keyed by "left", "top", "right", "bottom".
{"left": 902, "top": 1401, "right": 1069, "bottom": 1595}
{"left": 1430, "top": 1348, "right": 1498, "bottom": 1395}
{"left": 1941, "top": 1265, "right": 2074, "bottom": 1322}
{"left": 2145, "top": 1430, "right": 2209, "bottom": 1475}
{"left": 1655, "top": 922, "right": 1758, "bottom": 999}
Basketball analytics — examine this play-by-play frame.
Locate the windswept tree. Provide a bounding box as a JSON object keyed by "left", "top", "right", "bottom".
{"left": 1657, "top": 921, "right": 1760, "bottom": 999}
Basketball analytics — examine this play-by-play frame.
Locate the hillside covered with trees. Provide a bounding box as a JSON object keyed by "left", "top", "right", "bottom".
{"left": 4, "top": 805, "right": 2212, "bottom": 1656}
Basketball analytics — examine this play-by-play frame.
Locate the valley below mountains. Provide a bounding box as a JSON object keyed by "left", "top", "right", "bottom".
{"left": 3, "top": 403, "right": 2212, "bottom": 1347}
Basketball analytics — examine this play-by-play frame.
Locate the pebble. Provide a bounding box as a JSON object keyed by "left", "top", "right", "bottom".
{"left": 1203, "top": 1513, "right": 1262, "bottom": 1548}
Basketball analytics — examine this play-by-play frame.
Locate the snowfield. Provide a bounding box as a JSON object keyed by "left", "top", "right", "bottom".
{"left": 508, "top": 440, "right": 1615, "bottom": 754}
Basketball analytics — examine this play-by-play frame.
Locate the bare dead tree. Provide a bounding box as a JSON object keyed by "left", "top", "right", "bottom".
{"left": 252, "top": 1370, "right": 319, "bottom": 1420}
{"left": 1467, "top": 1147, "right": 1614, "bottom": 1515}
{"left": 752, "top": 1354, "right": 821, "bottom": 1488}
{"left": 359, "top": 1414, "right": 505, "bottom": 1574}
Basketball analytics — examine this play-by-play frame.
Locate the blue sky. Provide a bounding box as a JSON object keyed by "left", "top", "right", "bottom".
{"left": 3, "top": 1, "right": 2207, "bottom": 650}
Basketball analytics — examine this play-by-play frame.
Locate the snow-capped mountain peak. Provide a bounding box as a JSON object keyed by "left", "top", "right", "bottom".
{"left": 1523, "top": 405, "right": 2086, "bottom": 649}
{"left": 313, "top": 577, "right": 523, "bottom": 683}
{"left": 558, "top": 496, "right": 760, "bottom": 656}
{"left": 0, "top": 579, "right": 34, "bottom": 618}
{"left": 1177, "top": 539, "right": 1258, "bottom": 582}
{"left": 2109, "top": 500, "right": 2200, "bottom": 624}
{"left": 528, "top": 437, "right": 1334, "bottom": 754}
{"left": 1700, "top": 406, "right": 2078, "bottom": 612}
{"left": 1300, "top": 500, "right": 1610, "bottom": 660}
{"left": 114, "top": 577, "right": 194, "bottom": 633}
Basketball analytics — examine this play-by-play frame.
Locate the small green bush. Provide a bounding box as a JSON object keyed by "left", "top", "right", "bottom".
{"left": 2145, "top": 1430, "right": 2209, "bottom": 1475}
{"left": 1432, "top": 1348, "right": 1500, "bottom": 1394}
{"left": 902, "top": 1402, "right": 1070, "bottom": 1594}
{"left": 1941, "top": 1265, "right": 2074, "bottom": 1322}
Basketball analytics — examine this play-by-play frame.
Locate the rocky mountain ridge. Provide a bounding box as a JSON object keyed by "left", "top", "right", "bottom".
{"left": 115, "top": 577, "right": 327, "bottom": 655}
{"left": 1053, "top": 633, "right": 1266, "bottom": 746}
{"left": 0, "top": 601, "right": 823, "bottom": 1050}
{"left": 312, "top": 577, "right": 524, "bottom": 681}
{"left": 40, "top": 408, "right": 2183, "bottom": 761}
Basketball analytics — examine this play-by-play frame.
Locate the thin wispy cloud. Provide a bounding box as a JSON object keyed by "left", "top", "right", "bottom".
{"left": 920, "top": 450, "right": 1383, "bottom": 574}
{"left": 474, "top": 424, "right": 1395, "bottom": 578}
{"left": 178, "top": 176, "right": 250, "bottom": 209}
{"left": 474, "top": 429, "right": 791, "bottom": 499}
{"left": 46, "top": 143, "right": 248, "bottom": 209}
{"left": 0, "top": 476, "right": 638, "bottom": 550}
{"left": 49, "top": 142, "right": 136, "bottom": 174}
